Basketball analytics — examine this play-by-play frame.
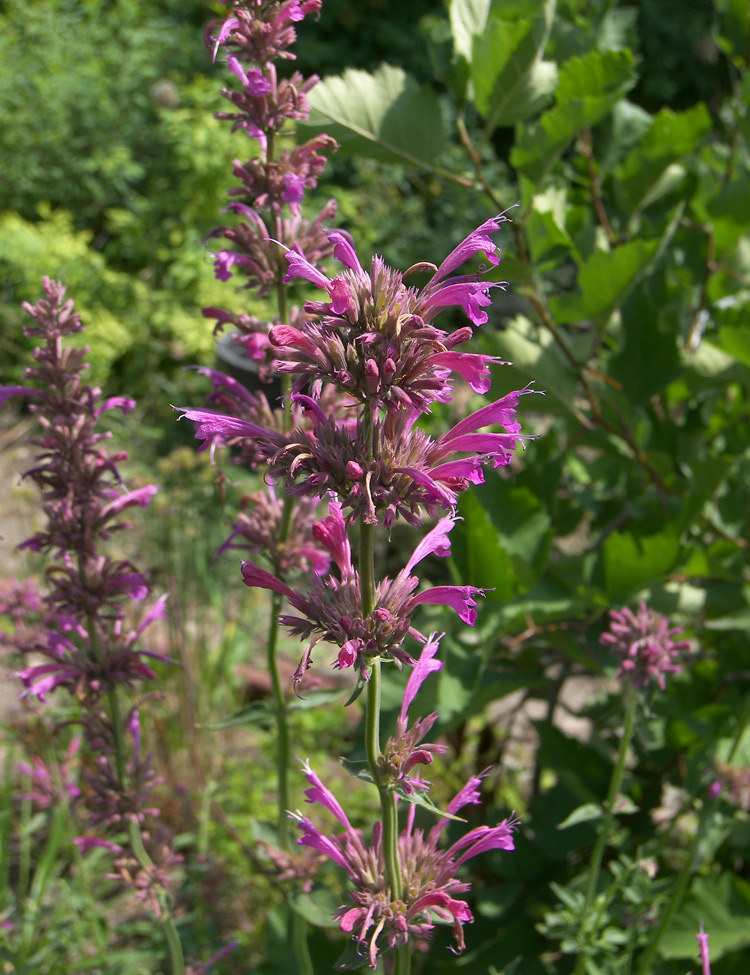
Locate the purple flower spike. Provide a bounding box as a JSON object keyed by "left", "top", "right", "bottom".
{"left": 240, "top": 502, "right": 487, "bottom": 687}
{"left": 271, "top": 218, "right": 519, "bottom": 412}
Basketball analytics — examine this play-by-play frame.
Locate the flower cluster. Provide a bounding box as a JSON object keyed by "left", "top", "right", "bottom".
{"left": 292, "top": 760, "right": 517, "bottom": 967}
{"left": 1, "top": 279, "right": 177, "bottom": 912}
{"left": 600, "top": 602, "right": 690, "bottom": 690}
{"left": 240, "top": 504, "right": 483, "bottom": 684}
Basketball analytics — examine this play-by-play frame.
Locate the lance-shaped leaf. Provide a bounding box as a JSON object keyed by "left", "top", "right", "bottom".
{"left": 616, "top": 104, "right": 712, "bottom": 215}
{"left": 450, "top": 0, "right": 491, "bottom": 63}
{"left": 300, "top": 64, "right": 445, "bottom": 172}
{"left": 471, "top": 0, "right": 558, "bottom": 132}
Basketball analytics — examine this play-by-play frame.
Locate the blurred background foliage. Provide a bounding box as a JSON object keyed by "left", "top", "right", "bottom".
{"left": 1, "top": 0, "right": 750, "bottom": 973}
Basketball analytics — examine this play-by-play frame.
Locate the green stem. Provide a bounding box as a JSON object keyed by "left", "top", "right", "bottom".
{"left": 360, "top": 524, "right": 410, "bottom": 974}
{"left": 292, "top": 911, "right": 314, "bottom": 975}
{"left": 574, "top": 687, "right": 637, "bottom": 973}
{"left": 268, "top": 589, "right": 291, "bottom": 851}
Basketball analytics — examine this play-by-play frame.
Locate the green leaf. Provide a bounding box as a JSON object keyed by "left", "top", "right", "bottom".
{"left": 480, "top": 483, "right": 552, "bottom": 573}
{"left": 301, "top": 64, "right": 445, "bottom": 171}
{"left": 548, "top": 202, "right": 683, "bottom": 327}
{"left": 557, "top": 803, "right": 603, "bottom": 829}
{"left": 340, "top": 756, "right": 373, "bottom": 784}
{"left": 660, "top": 874, "right": 750, "bottom": 960}
{"left": 344, "top": 675, "right": 366, "bottom": 707}
{"left": 471, "top": 0, "right": 557, "bottom": 131}
{"left": 291, "top": 890, "right": 340, "bottom": 929}
{"left": 395, "top": 787, "right": 467, "bottom": 822}
{"left": 453, "top": 490, "right": 515, "bottom": 600}
{"left": 706, "top": 171, "right": 750, "bottom": 256}
{"left": 548, "top": 239, "right": 659, "bottom": 325}
{"left": 511, "top": 49, "right": 636, "bottom": 182}
{"left": 616, "top": 104, "right": 712, "bottom": 215}
{"left": 196, "top": 701, "right": 272, "bottom": 730}
{"left": 603, "top": 530, "right": 682, "bottom": 599}
{"left": 487, "top": 314, "right": 579, "bottom": 408}
{"left": 607, "top": 279, "right": 683, "bottom": 401}
{"left": 716, "top": 325, "right": 750, "bottom": 368}
{"left": 449, "top": 0, "right": 491, "bottom": 63}
{"left": 526, "top": 185, "right": 573, "bottom": 263}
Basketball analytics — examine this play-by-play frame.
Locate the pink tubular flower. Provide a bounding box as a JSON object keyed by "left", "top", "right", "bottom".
{"left": 240, "top": 505, "right": 484, "bottom": 686}
{"left": 378, "top": 634, "right": 448, "bottom": 795}
{"left": 291, "top": 761, "right": 517, "bottom": 966}
{"left": 205, "top": 197, "right": 338, "bottom": 298}
{"left": 270, "top": 214, "right": 514, "bottom": 412}
{"left": 697, "top": 925, "right": 711, "bottom": 975}
{"left": 600, "top": 602, "right": 690, "bottom": 690}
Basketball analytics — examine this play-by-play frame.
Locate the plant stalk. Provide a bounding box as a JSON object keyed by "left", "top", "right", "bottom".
{"left": 574, "top": 686, "right": 637, "bottom": 973}
{"left": 360, "top": 523, "right": 410, "bottom": 974}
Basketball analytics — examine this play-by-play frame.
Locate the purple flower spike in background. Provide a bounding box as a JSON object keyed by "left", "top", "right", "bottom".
{"left": 600, "top": 601, "right": 690, "bottom": 690}
{"left": 0, "top": 278, "right": 181, "bottom": 933}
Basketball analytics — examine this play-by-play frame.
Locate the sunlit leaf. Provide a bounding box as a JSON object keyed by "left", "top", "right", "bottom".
{"left": 471, "top": 0, "right": 557, "bottom": 131}
{"left": 301, "top": 64, "right": 445, "bottom": 171}
{"left": 511, "top": 48, "right": 636, "bottom": 182}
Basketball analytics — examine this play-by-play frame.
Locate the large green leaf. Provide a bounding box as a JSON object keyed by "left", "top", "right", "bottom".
{"left": 449, "top": 0, "right": 491, "bottom": 63}
{"left": 452, "top": 490, "right": 515, "bottom": 600}
{"left": 616, "top": 104, "right": 712, "bottom": 215}
{"left": 603, "top": 530, "right": 682, "bottom": 599}
{"left": 511, "top": 48, "right": 636, "bottom": 182}
{"left": 471, "top": 0, "right": 558, "bottom": 131}
{"left": 607, "top": 279, "right": 683, "bottom": 401}
{"left": 660, "top": 875, "right": 750, "bottom": 960}
{"left": 301, "top": 64, "right": 445, "bottom": 171}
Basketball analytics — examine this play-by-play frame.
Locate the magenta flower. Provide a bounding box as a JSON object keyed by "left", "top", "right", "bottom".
{"left": 697, "top": 925, "right": 711, "bottom": 975}
{"left": 204, "top": 1, "right": 322, "bottom": 68}
{"left": 18, "top": 737, "right": 81, "bottom": 809}
{"left": 217, "top": 483, "right": 330, "bottom": 578}
{"left": 378, "top": 633, "right": 448, "bottom": 795}
{"left": 205, "top": 198, "right": 338, "bottom": 298}
{"left": 15, "top": 597, "right": 169, "bottom": 703}
{"left": 291, "top": 761, "right": 517, "bottom": 966}
{"left": 270, "top": 216, "right": 513, "bottom": 411}
{"left": 600, "top": 602, "right": 690, "bottom": 690}
{"left": 239, "top": 504, "right": 484, "bottom": 686}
